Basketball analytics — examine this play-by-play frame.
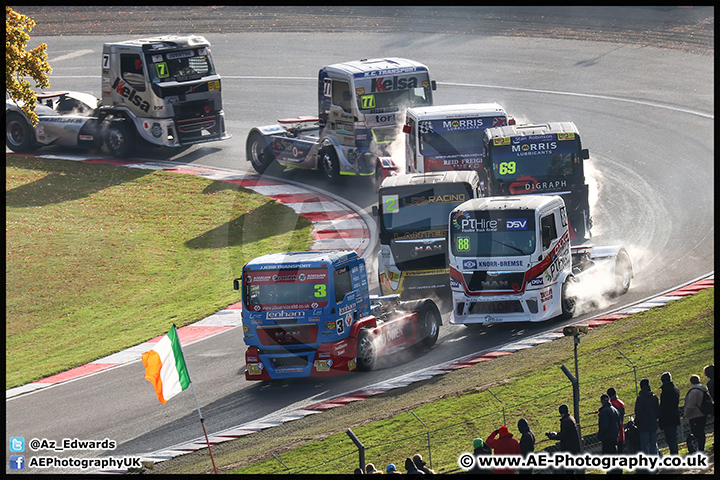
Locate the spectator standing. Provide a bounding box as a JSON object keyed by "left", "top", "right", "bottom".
{"left": 412, "top": 454, "right": 434, "bottom": 475}
{"left": 598, "top": 393, "right": 622, "bottom": 474}
{"left": 485, "top": 425, "right": 521, "bottom": 474}
{"left": 607, "top": 387, "right": 626, "bottom": 453}
{"left": 517, "top": 418, "right": 535, "bottom": 475}
{"left": 546, "top": 404, "right": 582, "bottom": 453}
{"left": 684, "top": 374, "right": 710, "bottom": 453}
{"left": 704, "top": 364, "right": 714, "bottom": 401}
{"left": 466, "top": 437, "right": 492, "bottom": 475}
{"left": 658, "top": 371, "right": 681, "bottom": 455}
{"left": 546, "top": 404, "right": 582, "bottom": 475}
{"left": 404, "top": 457, "right": 423, "bottom": 476}
{"left": 635, "top": 378, "right": 660, "bottom": 456}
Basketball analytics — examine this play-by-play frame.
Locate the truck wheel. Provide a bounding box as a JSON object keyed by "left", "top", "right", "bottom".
{"left": 415, "top": 300, "right": 441, "bottom": 348}
{"left": 6, "top": 112, "right": 39, "bottom": 152}
{"left": 613, "top": 250, "right": 632, "bottom": 296}
{"left": 356, "top": 328, "right": 376, "bottom": 372}
{"left": 246, "top": 131, "right": 274, "bottom": 173}
{"left": 319, "top": 147, "right": 340, "bottom": 182}
{"left": 104, "top": 121, "right": 135, "bottom": 157}
{"left": 560, "top": 277, "right": 578, "bottom": 320}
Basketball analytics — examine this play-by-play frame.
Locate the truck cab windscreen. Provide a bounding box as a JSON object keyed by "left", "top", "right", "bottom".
{"left": 419, "top": 117, "right": 505, "bottom": 157}
{"left": 450, "top": 211, "right": 536, "bottom": 257}
{"left": 490, "top": 140, "right": 582, "bottom": 182}
{"left": 147, "top": 48, "right": 216, "bottom": 84}
{"left": 382, "top": 184, "right": 473, "bottom": 234}
{"left": 244, "top": 269, "right": 329, "bottom": 310}
{"left": 355, "top": 73, "right": 433, "bottom": 112}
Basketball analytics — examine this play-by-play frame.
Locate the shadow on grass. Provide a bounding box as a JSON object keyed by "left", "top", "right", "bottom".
{"left": 185, "top": 199, "right": 313, "bottom": 249}
{"left": 6, "top": 156, "right": 150, "bottom": 207}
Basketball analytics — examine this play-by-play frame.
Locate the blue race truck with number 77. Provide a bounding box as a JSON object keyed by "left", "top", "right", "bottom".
{"left": 234, "top": 250, "right": 441, "bottom": 380}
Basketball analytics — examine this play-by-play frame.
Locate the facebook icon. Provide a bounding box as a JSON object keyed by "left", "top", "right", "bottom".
{"left": 10, "top": 455, "right": 25, "bottom": 470}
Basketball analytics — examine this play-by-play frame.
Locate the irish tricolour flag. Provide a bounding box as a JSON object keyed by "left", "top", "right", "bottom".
{"left": 142, "top": 325, "right": 191, "bottom": 404}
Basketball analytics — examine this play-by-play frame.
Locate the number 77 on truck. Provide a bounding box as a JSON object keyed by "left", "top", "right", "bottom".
{"left": 246, "top": 58, "right": 436, "bottom": 183}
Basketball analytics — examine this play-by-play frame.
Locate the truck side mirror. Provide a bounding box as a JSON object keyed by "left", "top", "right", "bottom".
{"left": 372, "top": 205, "right": 378, "bottom": 216}
{"left": 233, "top": 278, "right": 241, "bottom": 291}
{"left": 581, "top": 148, "right": 589, "bottom": 160}
{"left": 402, "top": 124, "right": 411, "bottom": 134}
{"left": 431, "top": 80, "right": 437, "bottom": 91}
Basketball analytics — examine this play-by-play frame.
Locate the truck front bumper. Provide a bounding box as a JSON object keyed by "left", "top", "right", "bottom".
{"left": 244, "top": 338, "right": 358, "bottom": 381}
{"left": 449, "top": 289, "right": 560, "bottom": 324}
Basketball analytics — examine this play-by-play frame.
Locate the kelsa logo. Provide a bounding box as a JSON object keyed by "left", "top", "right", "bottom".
{"left": 371, "top": 76, "right": 419, "bottom": 93}
{"left": 452, "top": 211, "right": 471, "bottom": 230}
{"left": 111, "top": 78, "right": 150, "bottom": 112}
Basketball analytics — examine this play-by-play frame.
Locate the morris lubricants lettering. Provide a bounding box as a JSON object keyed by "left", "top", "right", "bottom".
{"left": 511, "top": 142, "right": 558, "bottom": 153}
{"left": 111, "top": 78, "right": 150, "bottom": 112}
{"left": 442, "top": 119, "right": 484, "bottom": 130}
{"left": 402, "top": 194, "right": 466, "bottom": 206}
{"left": 371, "top": 76, "right": 419, "bottom": 93}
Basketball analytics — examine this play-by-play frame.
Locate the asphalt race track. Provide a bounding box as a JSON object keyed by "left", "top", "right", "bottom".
{"left": 6, "top": 6, "right": 713, "bottom": 473}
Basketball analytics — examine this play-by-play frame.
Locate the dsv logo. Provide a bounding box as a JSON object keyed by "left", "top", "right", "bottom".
{"left": 506, "top": 219, "right": 527, "bottom": 230}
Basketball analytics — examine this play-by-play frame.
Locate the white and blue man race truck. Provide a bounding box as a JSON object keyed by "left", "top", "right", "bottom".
{"left": 246, "top": 57, "right": 436, "bottom": 182}
{"left": 448, "top": 195, "right": 633, "bottom": 325}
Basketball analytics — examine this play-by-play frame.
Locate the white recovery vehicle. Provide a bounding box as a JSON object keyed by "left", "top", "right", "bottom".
{"left": 246, "top": 57, "right": 436, "bottom": 182}
{"left": 448, "top": 195, "right": 633, "bottom": 325}
{"left": 6, "top": 35, "right": 230, "bottom": 157}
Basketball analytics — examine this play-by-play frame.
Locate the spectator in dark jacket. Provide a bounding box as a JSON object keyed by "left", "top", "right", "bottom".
{"left": 685, "top": 374, "right": 710, "bottom": 453}
{"left": 607, "top": 387, "right": 626, "bottom": 453}
{"left": 598, "top": 393, "right": 622, "bottom": 475}
{"left": 704, "top": 364, "right": 714, "bottom": 401}
{"left": 517, "top": 418, "right": 535, "bottom": 475}
{"left": 635, "top": 378, "right": 660, "bottom": 456}
{"left": 412, "top": 454, "right": 434, "bottom": 475}
{"left": 598, "top": 394, "right": 621, "bottom": 450}
{"left": 546, "top": 404, "right": 582, "bottom": 453}
{"left": 466, "top": 437, "right": 492, "bottom": 475}
{"left": 485, "top": 425, "right": 521, "bottom": 474}
{"left": 658, "top": 371, "right": 681, "bottom": 455}
{"left": 404, "top": 457, "right": 423, "bottom": 476}
{"left": 546, "top": 404, "right": 581, "bottom": 474}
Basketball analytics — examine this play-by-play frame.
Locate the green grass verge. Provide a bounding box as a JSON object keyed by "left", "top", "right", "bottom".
{"left": 151, "top": 288, "right": 714, "bottom": 475}
{"left": 5, "top": 156, "right": 314, "bottom": 388}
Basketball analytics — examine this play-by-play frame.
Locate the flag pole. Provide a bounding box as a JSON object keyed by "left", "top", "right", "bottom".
{"left": 174, "top": 325, "right": 219, "bottom": 475}
{"left": 190, "top": 382, "right": 219, "bottom": 475}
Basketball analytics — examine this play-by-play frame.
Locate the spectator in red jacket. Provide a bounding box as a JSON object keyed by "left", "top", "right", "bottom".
{"left": 485, "top": 425, "right": 522, "bottom": 474}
